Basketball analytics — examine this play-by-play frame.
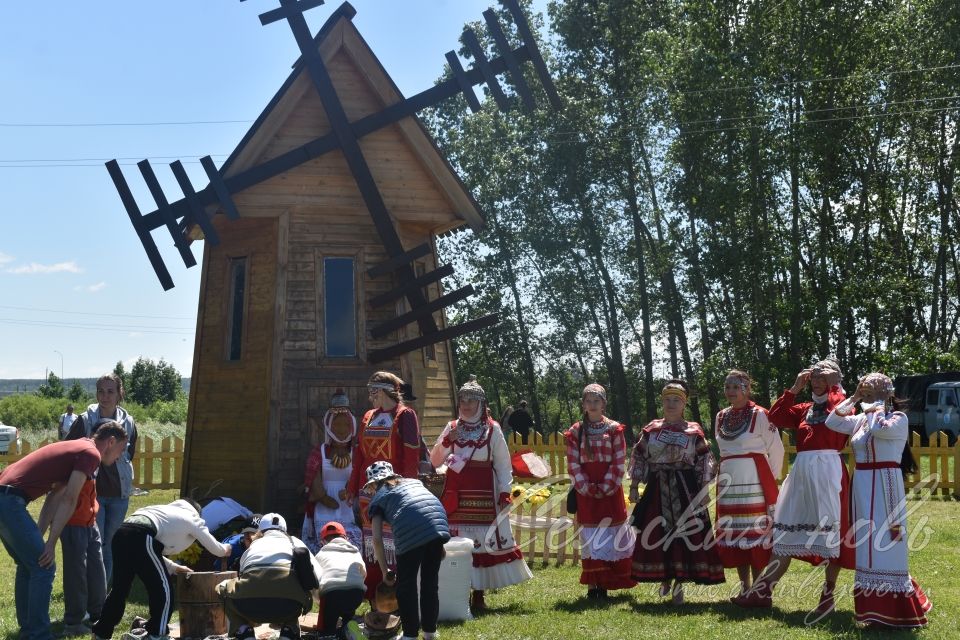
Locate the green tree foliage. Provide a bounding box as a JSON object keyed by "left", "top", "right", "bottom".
{"left": 67, "top": 381, "right": 88, "bottom": 404}
{"left": 430, "top": 0, "right": 960, "bottom": 435}
{"left": 113, "top": 361, "right": 130, "bottom": 393}
{"left": 0, "top": 395, "right": 65, "bottom": 430}
{"left": 35, "top": 372, "right": 65, "bottom": 399}
{"left": 126, "top": 358, "right": 183, "bottom": 406}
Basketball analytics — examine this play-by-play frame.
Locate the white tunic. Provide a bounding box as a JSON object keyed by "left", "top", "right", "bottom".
{"left": 825, "top": 403, "right": 914, "bottom": 590}
{"left": 714, "top": 405, "right": 784, "bottom": 549}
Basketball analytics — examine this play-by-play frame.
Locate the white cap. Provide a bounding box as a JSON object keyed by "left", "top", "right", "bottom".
{"left": 258, "top": 512, "right": 287, "bottom": 533}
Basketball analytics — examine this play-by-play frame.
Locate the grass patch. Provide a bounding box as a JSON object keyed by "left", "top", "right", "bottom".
{"left": 2, "top": 492, "right": 957, "bottom": 639}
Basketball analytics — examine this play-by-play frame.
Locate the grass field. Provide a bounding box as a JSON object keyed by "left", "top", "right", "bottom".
{"left": 1, "top": 490, "right": 957, "bottom": 640}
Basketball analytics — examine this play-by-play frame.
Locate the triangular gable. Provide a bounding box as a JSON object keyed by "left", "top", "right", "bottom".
{"left": 217, "top": 1, "right": 484, "bottom": 234}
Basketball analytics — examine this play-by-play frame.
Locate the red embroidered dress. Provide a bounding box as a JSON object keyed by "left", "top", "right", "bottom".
{"left": 565, "top": 419, "right": 636, "bottom": 590}
{"left": 714, "top": 403, "right": 783, "bottom": 572}
{"left": 629, "top": 420, "right": 724, "bottom": 584}
{"left": 768, "top": 386, "right": 855, "bottom": 568}
{"left": 432, "top": 418, "right": 532, "bottom": 590}
{"left": 347, "top": 404, "right": 421, "bottom": 597}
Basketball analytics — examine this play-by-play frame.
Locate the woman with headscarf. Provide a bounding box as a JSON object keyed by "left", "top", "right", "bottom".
{"left": 713, "top": 370, "right": 784, "bottom": 599}
{"left": 825, "top": 373, "right": 931, "bottom": 628}
{"left": 735, "top": 358, "right": 854, "bottom": 614}
{"left": 564, "top": 383, "right": 636, "bottom": 600}
{"left": 430, "top": 376, "right": 532, "bottom": 612}
{"left": 628, "top": 380, "right": 724, "bottom": 604}
{"left": 345, "top": 371, "right": 422, "bottom": 601}
{"left": 301, "top": 388, "right": 362, "bottom": 553}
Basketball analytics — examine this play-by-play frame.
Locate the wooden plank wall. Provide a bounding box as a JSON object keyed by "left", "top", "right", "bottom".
{"left": 231, "top": 49, "right": 462, "bottom": 517}
{"left": 182, "top": 217, "right": 277, "bottom": 510}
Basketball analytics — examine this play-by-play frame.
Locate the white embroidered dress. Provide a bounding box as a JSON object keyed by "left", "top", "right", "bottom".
{"left": 825, "top": 401, "right": 932, "bottom": 627}
{"left": 431, "top": 420, "right": 532, "bottom": 590}
{"left": 714, "top": 404, "right": 784, "bottom": 552}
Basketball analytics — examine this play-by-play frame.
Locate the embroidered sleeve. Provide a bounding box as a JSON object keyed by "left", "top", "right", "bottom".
{"left": 870, "top": 411, "right": 908, "bottom": 440}
{"left": 430, "top": 423, "right": 453, "bottom": 469}
{"left": 694, "top": 436, "right": 717, "bottom": 486}
{"left": 597, "top": 425, "right": 626, "bottom": 497}
{"left": 565, "top": 425, "right": 591, "bottom": 495}
{"left": 397, "top": 408, "right": 421, "bottom": 479}
{"left": 628, "top": 432, "right": 649, "bottom": 484}
{"left": 825, "top": 400, "right": 859, "bottom": 435}
{"left": 768, "top": 390, "right": 805, "bottom": 430}
{"left": 490, "top": 425, "right": 514, "bottom": 495}
{"left": 348, "top": 440, "right": 365, "bottom": 496}
{"left": 757, "top": 410, "right": 785, "bottom": 478}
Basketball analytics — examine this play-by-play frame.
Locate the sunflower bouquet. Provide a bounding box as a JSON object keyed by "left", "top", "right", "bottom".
{"left": 510, "top": 484, "right": 552, "bottom": 506}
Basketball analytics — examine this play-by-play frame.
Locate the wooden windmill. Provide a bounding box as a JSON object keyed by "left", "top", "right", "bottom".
{"left": 105, "top": 0, "right": 560, "bottom": 515}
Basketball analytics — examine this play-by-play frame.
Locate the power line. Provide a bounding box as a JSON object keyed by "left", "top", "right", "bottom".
{"left": 0, "top": 119, "right": 253, "bottom": 128}
{"left": 0, "top": 100, "right": 956, "bottom": 170}
{"left": 0, "top": 160, "right": 226, "bottom": 169}
{"left": 0, "top": 64, "right": 956, "bottom": 129}
{"left": 0, "top": 318, "right": 193, "bottom": 335}
{"left": 0, "top": 305, "right": 193, "bottom": 321}
{"left": 0, "top": 155, "right": 228, "bottom": 163}
{"left": 674, "top": 94, "right": 960, "bottom": 128}
{"left": 657, "top": 63, "right": 960, "bottom": 98}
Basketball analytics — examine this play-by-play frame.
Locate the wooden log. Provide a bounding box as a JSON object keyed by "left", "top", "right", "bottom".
{"left": 177, "top": 570, "right": 236, "bottom": 639}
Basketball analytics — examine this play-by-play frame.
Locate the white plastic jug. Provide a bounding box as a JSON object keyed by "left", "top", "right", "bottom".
{"left": 436, "top": 536, "right": 474, "bottom": 621}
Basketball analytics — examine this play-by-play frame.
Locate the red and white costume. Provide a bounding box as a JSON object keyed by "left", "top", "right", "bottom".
{"left": 431, "top": 418, "right": 532, "bottom": 590}
{"left": 826, "top": 402, "right": 931, "bottom": 627}
{"left": 565, "top": 418, "right": 637, "bottom": 590}
{"left": 347, "top": 403, "right": 421, "bottom": 597}
{"left": 714, "top": 402, "right": 784, "bottom": 572}
{"left": 767, "top": 386, "right": 855, "bottom": 567}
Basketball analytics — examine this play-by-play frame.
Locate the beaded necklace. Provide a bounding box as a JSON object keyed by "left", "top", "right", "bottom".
{"left": 718, "top": 405, "right": 753, "bottom": 441}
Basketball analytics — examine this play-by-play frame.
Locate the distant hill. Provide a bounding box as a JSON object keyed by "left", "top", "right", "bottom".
{"left": 0, "top": 378, "right": 191, "bottom": 397}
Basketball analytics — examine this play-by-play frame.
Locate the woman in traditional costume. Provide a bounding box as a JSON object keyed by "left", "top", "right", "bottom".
{"left": 564, "top": 383, "right": 636, "bottom": 600}
{"left": 430, "top": 376, "right": 532, "bottom": 611}
{"left": 345, "top": 371, "right": 422, "bottom": 601}
{"left": 301, "top": 388, "right": 362, "bottom": 553}
{"left": 629, "top": 380, "right": 724, "bottom": 604}
{"left": 735, "top": 358, "right": 854, "bottom": 614}
{"left": 825, "top": 373, "right": 931, "bottom": 628}
{"left": 713, "top": 370, "right": 784, "bottom": 598}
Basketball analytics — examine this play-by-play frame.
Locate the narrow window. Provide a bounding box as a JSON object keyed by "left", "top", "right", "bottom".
{"left": 927, "top": 389, "right": 940, "bottom": 407}
{"left": 227, "top": 258, "right": 246, "bottom": 361}
{"left": 324, "top": 257, "right": 357, "bottom": 357}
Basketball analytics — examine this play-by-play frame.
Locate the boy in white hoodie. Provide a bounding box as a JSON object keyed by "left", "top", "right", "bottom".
{"left": 315, "top": 521, "right": 366, "bottom": 639}
{"left": 92, "top": 498, "right": 230, "bottom": 640}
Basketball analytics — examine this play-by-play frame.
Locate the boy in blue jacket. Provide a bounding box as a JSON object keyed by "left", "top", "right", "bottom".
{"left": 366, "top": 461, "right": 450, "bottom": 640}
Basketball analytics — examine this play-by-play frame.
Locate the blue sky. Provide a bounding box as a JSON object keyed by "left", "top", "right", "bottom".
{"left": 0, "top": 0, "right": 548, "bottom": 379}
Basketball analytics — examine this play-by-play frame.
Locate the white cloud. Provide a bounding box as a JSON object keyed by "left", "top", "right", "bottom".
{"left": 0, "top": 252, "right": 13, "bottom": 265}
{"left": 127, "top": 332, "right": 143, "bottom": 338}
{"left": 7, "top": 261, "right": 82, "bottom": 275}
{"left": 73, "top": 281, "right": 107, "bottom": 293}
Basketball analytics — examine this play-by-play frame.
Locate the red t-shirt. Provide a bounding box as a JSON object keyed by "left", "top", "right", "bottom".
{"left": 67, "top": 479, "right": 99, "bottom": 527}
{"left": 0, "top": 439, "right": 101, "bottom": 501}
